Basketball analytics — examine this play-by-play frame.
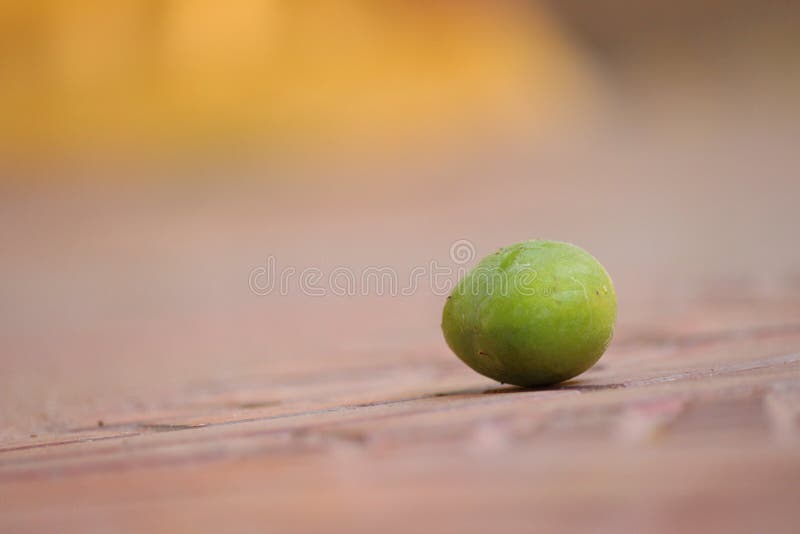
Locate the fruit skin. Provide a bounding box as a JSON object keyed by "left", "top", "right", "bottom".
{"left": 442, "top": 240, "right": 617, "bottom": 387}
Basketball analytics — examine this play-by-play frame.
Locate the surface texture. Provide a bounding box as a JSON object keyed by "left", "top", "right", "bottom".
{"left": 2, "top": 113, "right": 800, "bottom": 532}
{"left": 2, "top": 305, "right": 799, "bottom": 532}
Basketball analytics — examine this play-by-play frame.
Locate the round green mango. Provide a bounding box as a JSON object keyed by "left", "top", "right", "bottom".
{"left": 442, "top": 240, "right": 617, "bottom": 387}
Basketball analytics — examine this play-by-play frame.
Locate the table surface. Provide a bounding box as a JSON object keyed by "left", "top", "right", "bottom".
{"left": 2, "top": 120, "right": 799, "bottom": 532}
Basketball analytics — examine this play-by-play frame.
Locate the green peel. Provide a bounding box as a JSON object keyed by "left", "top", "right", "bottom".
{"left": 442, "top": 240, "right": 617, "bottom": 387}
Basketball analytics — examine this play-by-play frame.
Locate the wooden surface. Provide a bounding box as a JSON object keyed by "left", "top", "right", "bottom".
{"left": 2, "top": 119, "right": 800, "bottom": 532}
{"left": 2, "top": 312, "right": 800, "bottom": 533}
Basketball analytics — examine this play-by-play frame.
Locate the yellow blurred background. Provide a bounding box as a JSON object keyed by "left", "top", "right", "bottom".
{"left": 1, "top": 1, "right": 797, "bottom": 166}
{"left": 1, "top": 0, "right": 594, "bottom": 160}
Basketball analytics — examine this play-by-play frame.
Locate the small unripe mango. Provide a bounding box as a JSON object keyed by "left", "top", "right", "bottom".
{"left": 442, "top": 240, "right": 617, "bottom": 387}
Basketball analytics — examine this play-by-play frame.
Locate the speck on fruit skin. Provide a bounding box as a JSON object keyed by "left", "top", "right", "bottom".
{"left": 441, "top": 240, "right": 617, "bottom": 387}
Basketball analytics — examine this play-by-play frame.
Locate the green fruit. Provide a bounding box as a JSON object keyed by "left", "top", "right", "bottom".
{"left": 442, "top": 240, "right": 617, "bottom": 387}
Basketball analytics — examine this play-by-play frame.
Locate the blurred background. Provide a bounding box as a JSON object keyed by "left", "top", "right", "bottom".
{"left": 1, "top": 1, "right": 800, "bottom": 439}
